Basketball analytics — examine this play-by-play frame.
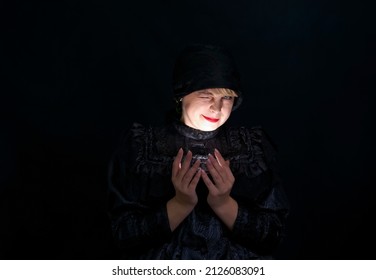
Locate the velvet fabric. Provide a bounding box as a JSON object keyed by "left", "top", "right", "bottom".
{"left": 107, "top": 121, "right": 289, "bottom": 259}
{"left": 172, "top": 44, "right": 243, "bottom": 110}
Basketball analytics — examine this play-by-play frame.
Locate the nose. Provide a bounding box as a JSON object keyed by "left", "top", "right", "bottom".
{"left": 210, "top": 98, "right": 222, "bottom": 113}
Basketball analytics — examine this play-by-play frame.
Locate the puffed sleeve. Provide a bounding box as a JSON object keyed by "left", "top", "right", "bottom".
{"left": 230, "top": 127, "right": 289, "bottom": 255}
{"left": 107, "top": 123, "right": 172, "bottom": 257}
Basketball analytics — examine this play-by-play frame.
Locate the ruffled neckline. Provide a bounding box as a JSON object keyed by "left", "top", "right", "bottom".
{"left": 173, "top": 121, "right": 220, "bottom": 140}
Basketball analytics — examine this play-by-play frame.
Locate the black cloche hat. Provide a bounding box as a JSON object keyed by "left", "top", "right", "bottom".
{"left": 172, "top": 44, "right": 243, "bottom": 110}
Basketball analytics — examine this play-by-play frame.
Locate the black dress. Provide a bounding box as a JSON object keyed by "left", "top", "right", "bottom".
{"left": 107, "top": 121, "right": 289, "bottom": 259}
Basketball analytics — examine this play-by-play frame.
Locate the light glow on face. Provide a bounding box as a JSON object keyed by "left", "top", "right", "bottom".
{"left": 180, "top": 88, "right": 237, "bottom": 131}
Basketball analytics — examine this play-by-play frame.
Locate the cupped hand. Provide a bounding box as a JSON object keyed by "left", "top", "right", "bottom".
{"left": 201, "top": 148, "right": 235, "bottom": 209}
{"left": 171, "top": 148, "right": 201, "bottom": 207}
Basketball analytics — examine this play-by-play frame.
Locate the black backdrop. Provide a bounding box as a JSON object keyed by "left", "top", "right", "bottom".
{"left": 1, "top": 0, "right": 375, "bottom": 259}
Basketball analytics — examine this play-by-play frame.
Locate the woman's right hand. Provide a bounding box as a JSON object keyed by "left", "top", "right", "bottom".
{"left": 171, "top": 148, "right": 201, "bottom": 207}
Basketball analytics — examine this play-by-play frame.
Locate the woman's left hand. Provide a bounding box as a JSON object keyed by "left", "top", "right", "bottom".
{"left": 201, "top": 148, "right": 235, "bottom": 209}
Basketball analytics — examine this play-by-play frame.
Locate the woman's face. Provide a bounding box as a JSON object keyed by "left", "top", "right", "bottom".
{"left": 180, "top": 89, "right": 235, "bottom": 131}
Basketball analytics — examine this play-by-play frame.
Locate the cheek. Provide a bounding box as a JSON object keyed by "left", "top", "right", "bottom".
{"left": 184, "top": 104, "right": 201, "bottom": 119}
{"left": 223, "top": 105, "right": 233, "bottom": 115}
{"left": 189, "top": 103, "right": 205, "bottom": 113}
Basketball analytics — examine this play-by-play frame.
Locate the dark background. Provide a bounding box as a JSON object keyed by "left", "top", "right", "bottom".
{"left": 1, "top": 0, "right": 375, "bottom": 259}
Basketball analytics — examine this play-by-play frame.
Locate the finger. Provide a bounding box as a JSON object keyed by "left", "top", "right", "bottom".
{"left": 182, "top": 159, "right": 201, "bottom": 185}
{"left": 206, "top": 156, "right": 223, "bottom": 184}
{"left": 188, "top": 166, "right": 202, "bottom": 189}
{"left": 214, "top": 149, "right": 232, "bottom": 178}
{"left": 180, "top": 150, "right": 193, "bottom": 175}
{"left": 208, "top": 153, "right": 222, "bottom": 171}
{"left": 224, "top": 159, "right": 235, "bottom": 180}
{"left": 201, "top": 169, "right": 218, "bottom": 194}
{"left": 214, "top": 148, "right": 226, "bottom": 167}
{"left": 172, "top": 148, "right": 183, "bottom": 177}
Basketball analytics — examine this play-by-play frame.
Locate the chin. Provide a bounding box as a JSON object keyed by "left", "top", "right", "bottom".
{"left": 198, "top": 123, "right": 221, "bottom": 131}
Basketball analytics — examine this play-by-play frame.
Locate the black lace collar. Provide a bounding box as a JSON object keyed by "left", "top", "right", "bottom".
{"left": 173, "top": 121, "right": 220, "bottom": 140}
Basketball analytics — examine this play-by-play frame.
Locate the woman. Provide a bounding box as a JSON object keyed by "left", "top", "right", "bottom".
{"left": 107, "top": 44, "right": 289, "bottom": 259}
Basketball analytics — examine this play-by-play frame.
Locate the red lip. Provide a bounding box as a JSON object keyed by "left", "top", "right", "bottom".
{"left": 202, "top": 115, "right": 220, "bottom": 122}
